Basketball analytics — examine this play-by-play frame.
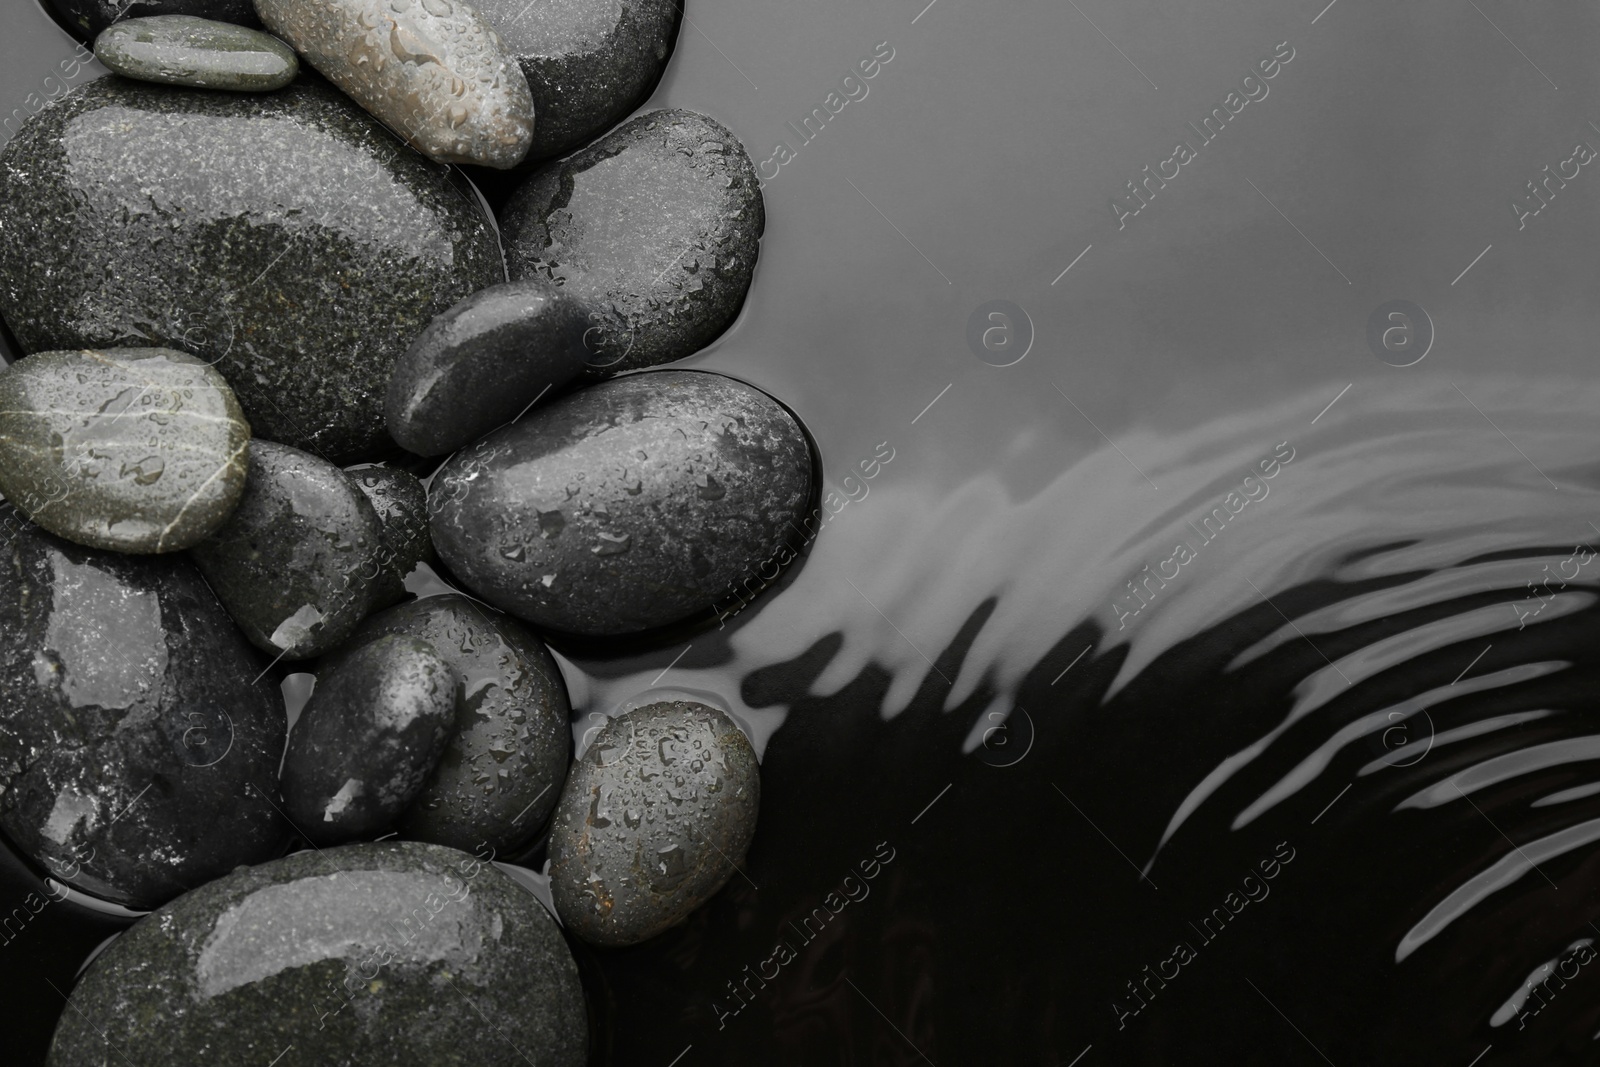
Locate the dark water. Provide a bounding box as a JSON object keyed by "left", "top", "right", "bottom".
{"left": 6, "top": 0, "right": 1600, "bottom": 1064}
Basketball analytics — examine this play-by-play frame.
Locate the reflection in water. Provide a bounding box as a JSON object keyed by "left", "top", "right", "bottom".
{"left": 586, "top": 376, "right": 1600, "bottom": 1065}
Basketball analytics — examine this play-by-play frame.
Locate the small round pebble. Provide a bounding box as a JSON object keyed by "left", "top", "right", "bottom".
{"left": 0, "top": 348, "right": 250, "bottom": 554}
{"left": 328, "top": 595, "right": 572, "bottom": 854}
{"left": 350, "top": 464, "right": 432, "bottom": 607}
{"left": 429, "top": 371, "right": 813, "bottom": 635}
{"left": 190, "top": 439, "right": 386, "bottom": 659}
{"left": 385, "top": 277, "right": 592, "bottom": 457}
{"left": 47, "top": 0, "right": 260, "bottom": 40}
{"left": 549, "top": 699, "right": 760, "bottom": 947}
{"left": 283, "top": 635, "right": 458, "bottom": 844}
{"left": 501, "top": 109, "right": 765, "bottom": 376}
{"left": 46, "top": 841, "right": 588, "bottom": 1067}
{"left": 94, "top": 15, "right": 298, "bottom": 91}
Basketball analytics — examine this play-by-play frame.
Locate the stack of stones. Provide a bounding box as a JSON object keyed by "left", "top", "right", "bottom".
{"left": 0, "top": 2, "right": 807, "bottom": 1063}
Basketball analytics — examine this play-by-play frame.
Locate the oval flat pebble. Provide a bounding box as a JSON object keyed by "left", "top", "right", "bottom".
{"left": 0, "top": 512, "right": 287, "bottom": 909}
{"left": 93, "top": 15, "right": 299, "bottom": 91}
{"left": 283, "top": 635, "right": 458, "bottom": 844}
{"left": 328, "top": 594, "right": 571, "bottom": 853}
{"left": 47, "top": 0, "right": 260, "bottom": 40}
{"left": 46, "top": 841, "right": 588, "bottom": 1067}
{"left": 190, "top": 439, "right": 386, "bottom": 659}
{"left": 256, "top": 0, "right": 536, "bottom": 169}
{"left": 386, "top": 277, "right": 591, "bottom": 457}
{"left": 0, "top": 78, "right": 503, "bottom": 462}
{"left": 351, "top": 464, "right": 432, "bottom": 607}
{"left": 429, "top": 371, "right": 813, "bottom": 635}
{"left": 0, "top": 348, "right": 250, "bottom": 554}
{"left": 549, "top": 699, "right": 759, "bottom": 947}
{"left": 473, "top": 0, "right": 680, "bottom": 163}
{"left": 501, "top": 109, "right": 765, "bottom": 376}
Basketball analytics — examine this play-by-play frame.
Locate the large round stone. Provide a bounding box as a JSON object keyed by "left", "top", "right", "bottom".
{"left": 46, "top": 841, "right": 588, "bottom": 1066}
{"left": 428, "top": 371, "right": 813, "bottom": 635}
{"left": 500, "top": 109, "right": 765, "bottom": 376}
{"left": 0, "top": 77, "right": 504, "bottom": 462}
{"left": 0, "top": 512, "right": 287, "bottom": 909}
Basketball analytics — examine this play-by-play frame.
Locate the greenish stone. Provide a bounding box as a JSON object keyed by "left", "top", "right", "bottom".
{"left": 46, "top": 841, "right": 588, "bottom": 1067}
{"left": 0, "top": 77, "right": 504, "bottom": 462}
{"left": 549, "top": 699, "right": 760, "bottom": 946}
{"left": 190, "top": 439, "right": 387, "bottom": 659}
{"left": 501, "top": 109, "right": 765, "bottom": 376}
{"left": 94, "top": 15, "right": 299, "bottom": 92}
{"left": 0, "top": 348, "right": 250, "bottom": 554}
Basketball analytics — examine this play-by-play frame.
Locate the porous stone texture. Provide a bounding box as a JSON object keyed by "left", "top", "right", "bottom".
{"left": 0, "top": 510, "right": 287, "bottom": 910}
{"left": 0, "top": 77, "right": 504, "bottom": 462}
{"left": 47, "top": 0, "right": 261, "bottom": 40}
{"left": 500, "top": 109, "right": 765, "bottom": 376}
{"left": 549, "top": 699, "right": 759, "bottom": 946}
{"left": 46, "top": 841, "right": 588, "bottom": 1067}
{"left": 93, "top": 15, "right": 299, "bottom": 91}
{"left": 328, "top": 595, "right": 571, "bottom": 853}
{"left": 351, "top": 463, "right": 433, "bottom": 605}
{"left": 190, "top": 439, "right": 387, "bottom": 659}
{"left": 428, "top": 371, "right": 813, "bottom": 635}
{"left": 255, "top": 0, "right": 536, "bottom": 168}
{"left": 385, "top": 276, "right": 591, "bottom": 457}
{"left": 0, "top": 348, "right": 250, "bottom": 554}
{"left": 473, "top": 0, "right": 679, "bottom": 163}
{"left": 282, "top": 635, "right": 458, "bottom": 844}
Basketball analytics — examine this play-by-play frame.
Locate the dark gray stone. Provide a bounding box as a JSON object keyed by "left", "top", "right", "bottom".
{"left": 549, "top": 699, "right": 759, "bottom": 946}
{"left": 256, "top": 0, "right": 535, "bottom": 169}
{"left": 473, "top": 0, "right": 680, "bottom": 163}
{"left": 283, "top": 635, "right": 458, "bottom": 844}
{"left": 46, "top": 841, "right": 588, "bottom": 1067}
{"left": 350, "top": 464, "right": 432, "bottom": 607}
{"left": 93, "top": 15, "right": 298, "bottom": 91}
{"left": 385, "top": 277, "right": 591, "bottom": 457}
{"left": 428, "top": 371, "right": 812, "bottom": 635}
{"left": 0, "top": 347, "right": 250, "bottom": 554}
{"left": 47, "top": 0, "right": 260, "bottom": 40}
{"left": 327, "top": 595, "right": 571, "bottom": 854}
{"left": 0, "top": 511, "right": 287, "bottom": 910}
{"left": 500, "top": 109, "right": 764, "bottom": 376}
{"left": 0, "top": 77, "right": 504, "bottom": 462}
{"left": 190, "top": 439, "right": 387, "bottom": 659}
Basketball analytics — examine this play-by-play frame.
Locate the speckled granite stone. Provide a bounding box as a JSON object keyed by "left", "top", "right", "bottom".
{"left": 473, "top": 0, "right": 679, "bottom": 163}
{"left": 47, "top": 0, "right": 260, "bottom": 40}
{"left": 282, "top": 635, "right": 458, "bottom": 844}
{"left": 428, "top": 371, "right": 812, "bottom": 635}
{"left": 94, "top": 15, "right": 299, "bottom": 91}
{"left": 190, "top": 439, "right": 387, "bottom": 659}
{"left": 351, "top": 463, "right": 433, "bottom": 606}
{"left": 500, "top": 109, "right": 765, "bottom": 376}
{"left": 327, "top": 595, "right": 570, "bottom": 853}
{"left": 256, "top": 0, "right": 535, "bottom": 169}
{"left": 0, "top": 510, "right": 287, "bottom": 910}
{"left": 0, "top": 77, "right": 504, "bottom": 462}
{"left": 46, "top": 841, "right": 588, "bottom": 1067}
{"left": 385, "top": 276, "right": 590, "bottom": 456}
{"left": 549, "top": 700, "right": 759, "bottom": 946}
{"left": 0, "top": 348, "right": 250, "bottom": 554}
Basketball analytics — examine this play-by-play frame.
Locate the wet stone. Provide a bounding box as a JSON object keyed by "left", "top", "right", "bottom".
{"left": 473, "top": 0, "right": 680, "bottom": 164}
{"left": 500, "top": 109, "right": 765, "bottom": 376}
{"left": 93, "top": 15, "right": 299, "bottom": 92}
{"left": 428, "top": 371, "right": 813, "bottom": 636}
{"left": 47, "top": 0, "right": 260, "bottom": 40}
{"left": 549, "top": 699, "right": 760, "bottom": 947}
{"left": 385, "top": 276, "right": 592, "bottom": 457}
{"left": 0, "top": 512, "right": 287, "bottom": 910}
{"left": 190, "top": 439, "right": 387, "bottom": 659}
{"left": 0, "top": 348, "right": 250, "bottom": 555}
{"left": 46, "top": 841, "right": 588, "bottom": 1067}
{"left": 0, "top": 77, "right": 504, "bottom": 462}
{"left": 326, "top": 595, "right": 571, "bottom": 854}
{"left": 351, "top": 463, "right": 433, "bottom": 606}
{"left": 282, "top": 635, "right": 458, "bottom": 844}
{"left": 256, "top": 0, "right": 536, "bottom": 169}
